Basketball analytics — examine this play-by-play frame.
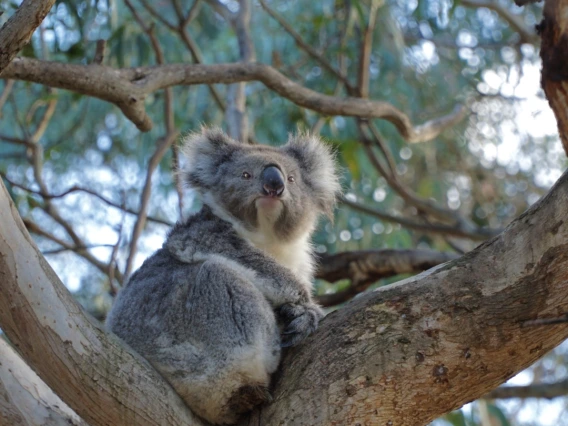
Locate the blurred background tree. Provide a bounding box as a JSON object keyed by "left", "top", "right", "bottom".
{"left": 1, "top": 0, "right": 567, "bottom": 424}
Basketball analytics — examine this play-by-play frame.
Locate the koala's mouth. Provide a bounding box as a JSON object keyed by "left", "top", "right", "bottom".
{"left": 255, "top": 196, "right": 283, "bottom": 215}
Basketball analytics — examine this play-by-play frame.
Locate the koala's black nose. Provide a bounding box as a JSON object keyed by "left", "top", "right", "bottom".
{"left": 261, "top": 165, "right": 285, "bottom": 197}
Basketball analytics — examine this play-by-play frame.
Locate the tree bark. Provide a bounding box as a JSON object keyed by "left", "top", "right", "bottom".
{"left": 1, "top": 0, "right": 568, "bottom": 424}
{"left": 242, "top": 169, "right": 568, "bottom": 425}
{"left": 0, "top": 0, "right": 55, "bottom": 73}
{"left": 315, "top": 249, "right": 459, "bottom": 307}
{"left": 3, "top": 170, "right": 568, "bottom": 426}
{"left": 0, "top": 58, "right": 465, "bottom": 141}
{"left": 540, "top": 0, "right": 568, "bottom": 155}
{"left": 0, "top": 181, "right": 203, "bottom": 426}
{"left": 0, "top": 338, "right": 87, "bottom": 426}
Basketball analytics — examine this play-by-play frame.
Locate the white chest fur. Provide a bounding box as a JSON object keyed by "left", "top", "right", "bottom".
{"left": 204, "top": 195, "right": 315, "bottom": 282}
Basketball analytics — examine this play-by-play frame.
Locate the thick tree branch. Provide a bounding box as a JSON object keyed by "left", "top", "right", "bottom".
{"left": 0, "top": 0, "right": 55, "bottom": 73}
{"left": 0, "top": 338, "right": 87, "bottom": 425}
{"left": 4, "top": 158, "right": 567, "bottom": 426}
{"left": 240, "top": 169, "right": 568, "bottom": 425}
{"left": 1, "top": 58, "right": 465, "bottom": 143}
{"left": 2, "top": 128, "right": 568, "bottom": 426}
{"left": 0, "top": 180, "right": 203, "bottom": 425}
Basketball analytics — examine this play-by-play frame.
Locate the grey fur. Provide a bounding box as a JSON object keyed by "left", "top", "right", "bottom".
{"left": 106, "top": 128, "right": 340, "bottom": 425}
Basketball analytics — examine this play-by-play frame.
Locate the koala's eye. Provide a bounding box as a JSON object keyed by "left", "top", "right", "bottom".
{"left": 288, "top": 176, "right": 295, "bottom": 183}
{"left": 241, "top": 171, "right": 252, "bottom": 179}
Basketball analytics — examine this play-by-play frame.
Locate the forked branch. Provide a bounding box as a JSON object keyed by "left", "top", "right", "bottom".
{"left": 1, "top": 58, "right": 466, "bottom": 143}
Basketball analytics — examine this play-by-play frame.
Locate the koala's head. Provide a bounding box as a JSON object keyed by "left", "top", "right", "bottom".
{"left": 181, "top": 127, "right": 340, "bottom": 242}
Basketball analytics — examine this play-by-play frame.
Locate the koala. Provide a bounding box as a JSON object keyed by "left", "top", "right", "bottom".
{"left": 106, "top": 128, "right": 340, "bottom": 425}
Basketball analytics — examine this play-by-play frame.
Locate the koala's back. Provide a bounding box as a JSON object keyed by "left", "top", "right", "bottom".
{"left": 106, "top": 245, "right": 280, "bottom": 424}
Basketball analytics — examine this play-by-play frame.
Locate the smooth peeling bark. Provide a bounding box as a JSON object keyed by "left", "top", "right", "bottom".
{"left": 0, "top": 180, "right": 203, "bottom": 426}
{"left": 0, "top": 338, "right": 87, "bottom": 426}
{"left": 245, "top": 170, "right": 568, "bottom": 425}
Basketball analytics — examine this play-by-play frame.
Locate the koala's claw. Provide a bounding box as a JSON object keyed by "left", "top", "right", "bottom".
{"left": 279, "top": 303, "right": 324, "bottom": 348}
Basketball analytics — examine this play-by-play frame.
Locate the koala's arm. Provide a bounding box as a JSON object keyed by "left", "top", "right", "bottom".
{"left": 245, "top": 255, "right": 310, "bottom": 304}
{"left": 168, "top": 220, "right": 314, "bottom": 307}
{"left": 231, "top": 249, "right": 324, "bottom": 347}
{"left": 166, "top": 218, "right": 323, "bottom": 347}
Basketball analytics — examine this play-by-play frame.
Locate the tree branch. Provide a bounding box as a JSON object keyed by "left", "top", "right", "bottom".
{"left": 225, "top": 0, "right": 254, "bottom": 142}
{"left": 340, "top": 195, "right": 499, "bottom": 240}
{"left": 539, "top": 0, "right": 568, "bottom": 156}
{"left": 0, "top": 180, "right": 203, "bottom": 425}
{"left": 0, "top": 0, "right": 55, "bottom": 73}
{"left": 1, "top": 175, "right": 172, "bottom": 226}
{"left": 1, "top": 58, "right": 466, "bottom": 143}
{"left": 314, "top": 249, "right": 459, "bottom": 307}
{"left": 3, "top": 133, "right": 568, "bottom": 425}
{"left": 242, "top": 169, "right": 568, "bottom": 425}
{"left": 122, "top": 2, "right": 179, "bottom": 279}
{"left": 23, "top": 218, "right": 124, "bottom": 284}
{"left": 484, "top": 379, "right": 568, "bottom": 400}
{"left": 461, "top": 0, "right": 539, "bottom": 44}
{"left": 258, "top": 0, "right": 355, "bottom": 93}
{"left": 357, "top": 0, "right": 381, "bottom": 98}
{"left": 0, "top": 338, "right": 87, "bottom": 425}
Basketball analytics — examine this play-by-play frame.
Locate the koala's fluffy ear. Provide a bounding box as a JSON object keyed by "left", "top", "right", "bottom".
{"left": 181, "top": 127, "right": 240, "bottom": 189}
{"left": 283, "top": 133, "right": 341, "bottom": 220}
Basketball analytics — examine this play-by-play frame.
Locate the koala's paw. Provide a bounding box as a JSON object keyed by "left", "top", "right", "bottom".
{"left": 279, "top": 302, "right": 324, "bottom": 348}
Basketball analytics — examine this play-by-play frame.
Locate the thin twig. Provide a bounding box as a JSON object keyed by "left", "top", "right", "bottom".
{"left": 259, "top": 0, "right": 355, "bottom": 94}
{"left": 180, "top": 0, "right": 202, "bottom": 28}
{"left": 123, "top": 0, "right": 179, "bottom": 279}
{"left": 107, "top": 203, "right": 126, "bottom": 296}
{"left": 340, "top": 195, "right": 499, "bottom": 241}
{"left": 484, "top": 379, "right": 568, "bottom": 400}
{"left": 42, "top": 244, "right": 115, "bottom": 255}
{"left": 461, "top": 0, "right": 538, "bottom": 44}
{"left": 136, "top": 0, "right": 177, "bottom": 31}
{"left": 0, "top": 79, "right": 15, "bottom": 115}
{"left": 1, "top": 175, "right": 172, "bottom": 226}
{"left": 93, "top": 39, "right": 106, "bottom": 64}
{"left": 24, "top": 219, "right": 123, "bottom": 283}
{"left": 357, "top": 0, "right": 381, "bottom": 98}
{"left": 523, "top": 314, "right": 568, "bottom": 327}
